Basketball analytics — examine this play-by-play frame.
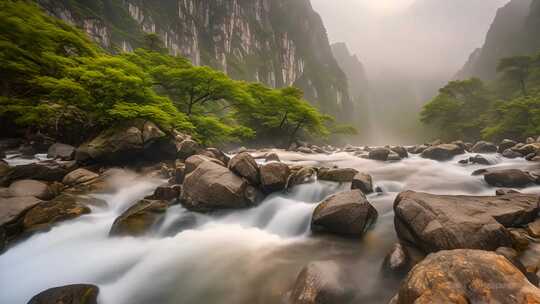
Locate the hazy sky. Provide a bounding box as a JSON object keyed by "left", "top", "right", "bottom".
{"left": 311, "top": 0, "right": 510, "bottom": 78}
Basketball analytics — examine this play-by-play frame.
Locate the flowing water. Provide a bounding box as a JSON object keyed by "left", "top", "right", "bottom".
{"left": 2, "top": 151, "right": 540, "bottom": 303}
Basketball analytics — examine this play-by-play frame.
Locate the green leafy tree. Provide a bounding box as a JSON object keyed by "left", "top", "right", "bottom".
{"left": 497, "top": 56, "right": 533, "bottom": 96}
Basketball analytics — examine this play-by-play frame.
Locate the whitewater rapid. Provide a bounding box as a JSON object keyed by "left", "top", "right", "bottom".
{"left": 2, "top": 151, "right": 540, "bottom": 303}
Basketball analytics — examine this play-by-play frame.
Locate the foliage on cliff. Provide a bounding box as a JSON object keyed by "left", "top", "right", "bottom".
{"left": 0, "top": 1, "right": 352, "bottom": 146}
{"left": 422, "top": 52, "right": 540, "bottom": 141}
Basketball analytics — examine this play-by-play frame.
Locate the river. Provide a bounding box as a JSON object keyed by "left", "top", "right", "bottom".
{"left": 1, "top": 150, "right": 540, "bottom": 303}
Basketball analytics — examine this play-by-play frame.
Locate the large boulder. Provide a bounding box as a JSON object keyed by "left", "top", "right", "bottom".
{"left": 514, "top": 143, "right": 540, "bottom": 156}
{"left": 289, "top": 261, "right": 351, "bottom": 304}
{"left": 0, "top": 196, "right": 42, "bottom": 251}
{"left": 62, "top": 168, "right": 99, "bottom": 187}
{"left": 393, "top": 191, "right": 539, "bottom": 252}
{"left": 181, "top": 161, "right": 263, "bottom": 212}
{"left": 420, "top": 144, "right": 464, "bottom": 161}
{"left": 228, "top": 152, "right": 260, "bottom": 185}
{"left": 351, "top": 173, "right": 373, "bottom": 194}
{"left": 471, "top": 141, "right": 498, "bottom": 153}
{"left": 27, "top": 284, "right": 99, "bottom": 304}
{"left": 499, "top": 139, "right": 518, "bottom": 153}
{"left": 368, "top": 148, "right": 390, "bottom": 161}
{"left": 311, "top": 190, "right": 378, "bottom": 237}
{"left": 75, "top": 120, "right": 170, "bottom": 164}
{"left": 0, "top": 162, "right": 68, "bottom": 186}
{"left": 200, "top": 148, "right": 230, "bottom": 165}
{"left": 8, "top": 180, "right": 54, "bottom": 200}
{"left": 109, "top": 199, "right": 168, "bottom": 237}
{"left": 484, "top": 169, "right": 535, "bottom": 188}
{"left": 317, "top": 168, "right": 358, "bottom": 183}
{"left": 47, "top": 143, "right": 75, "bottom": 160}
{"left": 391, "top": 249, "right": 540, "bottom": 304}
{"left": 21, "top": 194, "right": 91, "bottom": 234}
{"left": 260, "top": 162, "right": 290, "bottom": 193}
{"left": 185, "top": 154, "right": 225, "bottom": 175}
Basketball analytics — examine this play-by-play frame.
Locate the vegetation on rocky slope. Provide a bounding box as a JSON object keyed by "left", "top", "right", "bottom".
{"left": 421, "top": 52, "right": 540, "bottom": 142}
{"left": 0, "top": 1, "right": 353, "bottom": 147}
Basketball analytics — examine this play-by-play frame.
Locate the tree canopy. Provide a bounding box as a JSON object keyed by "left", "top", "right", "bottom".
{"left": 0, "top": 1, "right": 353, "bottom": 146}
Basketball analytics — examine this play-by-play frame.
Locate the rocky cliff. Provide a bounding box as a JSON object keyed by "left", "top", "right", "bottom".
{"left": 456, "top": 0, "right": 536, "bottom": 80}
{"left": 37, "top": 0, "right": 352, "bottom": 120}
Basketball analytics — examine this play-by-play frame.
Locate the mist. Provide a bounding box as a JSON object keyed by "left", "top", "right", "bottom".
{"left": 311, "top": 0, "right": 510, "bottom": 145}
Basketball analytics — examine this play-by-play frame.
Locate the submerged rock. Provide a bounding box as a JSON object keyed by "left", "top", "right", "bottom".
{"left": 259, "top": 162, "right": 290, "bottom": 193}
{"left": 110, "top": 199, "right": 168, "bottom": 237}
{"left": 351, "top": 173, "right": 373, "bottom": 194}
{"left": 382, "top": 243, "right": 411, "bottom": 275}
{"left": 484, "top": 169, "right": 535, "bottom": 188}
{"left": 27, "top": 284, "right": 99, "bottom": 304}
{"left": 289, "top": 261, "right": 351, "bottom": 304}
{"left": 287, "top": 166, "right": 317, "bottom": 189}
{"left": 393, "top": 191, "right": 539, "bottom": 252}
{"left": 392, "top": 249, "right": 540, "bottom": 304}
{"left": 181, "top": 161, "right": 263, "bottom": 212}
{"left": 228, "top": 152, "right": 260, "bottom": 185}
{"left": 420, "top": 144, "right": 464, "bottom": 161}
{"left": 317, "top": 168, "right": 358, "bottom": 183}
{"left": 311, "top": 190, "right": 378, "bottom": 237}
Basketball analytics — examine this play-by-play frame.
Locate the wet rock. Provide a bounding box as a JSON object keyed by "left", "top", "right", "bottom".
{"left": 287, "top": 166, "right": 317, "bottom": 189}
{"left": 469, "top": 154, "right": 491, "bottom": 165}
{"left": 0, "top": 163, "right": 68, "bottom": 186}
{"left": 0, "top": 160, "right": 9, "bottom": 178}
{"left": 317, "top": 168, "right": 358, "bottom": 183}
{"left": 387, "top": 152, "right": 402, "bottom": 161}
{"left": 110, "top": 199, "right": 168, "bottom": 237}
{"left": 62, "top": 168, "right": 99, "bottom": 186}
{"left": 297, "top": 146, "right": 314, "bottom": 154}
{"left": 228, "top": 152, "right": 260, "bottom": 185}
{"left": 181, "top": 161, "right": 263, "bottom": 212}
{"left": 502, "top": 148, "right": 522, "bottom": 159}
{"left": 393, "top": 191, "right": 539, "bottom": 252}
{"left": 202, "top": 148, "right": 229, "bottom": 165}
{"left": 0, "top": 196, "right": 42, "bottom": 251}
{"left": 496, "top": 189, "right": 521, "bottom": 196}
{"left": 47, "top": 143, "right": 75, "bottom": 160}
{"left": 260, "top": 162, "right": 290, "bottom": 193}
{"left": 499, "top": 139, "right": 518, "bottom": 153}
{"left": 27, "top": 284, "right": 99, "bottom": 304}
{"left": 527, "top": 153, "right": 538, "bottom": 161}
{"left": 265, "top": 152, "right": 280, "bottom": 162}
{"left": 289, "top": 261, "right": 351, "bottom": 304}
{"left": 171, "top": 163, "right": 186, "bottom": 184}
{"left": 484, "top": 169, "right": 535, "bottom": 188}
{"left": 185, "top": 154, "right": 224, "bottom": 175}
{"left": 22, "top": 194, "right": 91, "bottom": 233}
{"left": 351, "top": 173, "right": 373, "bottom": 194}
{"left": 382, "top": 243, "right": 411, "bottom": 275}
{"left": 451, "top": 140, "right": 466, "bottom": 150}
{"left": 8, "top": 180, "right": 53, "bottom": 200}
{"left": 76, "top": 120, "right": 169, "bottom": 164}
{"left": 391, "top": 146, "right": 408, "bottom": 159}
{"left": 145, "top": 185, "right": 181, "bottom": 201}
{"left": 509, "top": 228, "right": 530, "bottom": 251}
{"left": 392, "top": 249, "right": 540, "bottom": 304}
{"left": 368, "top": 147, "right": 390, "bottom": 161}
{"left": 495, "top": 247, "right": 539, "bottom": 286}
{"left": 514, "top": 143, "right": 540, "bottom": 156}
{"left": 311, "top": 190, "right": 378, "bottom": 236}
{"left": 471, "top": 141, "right": 498, "bottom": 153}
{"left": 176, "top": 139, "right": 201, "bottom": 160}
{"left": 409, "top": 145, "right": 428, "bottom": 154}
{"left": 527, "top": 137, "right": 536, "bottom": 144}
{"left": 528, "top": 219, "right": 540, "bottom": 238}
{"left": 0, "top": 138, "right": 23, "bottom": 151}
{"left": 420, "top": 144, "right": 464, "bottom": 161}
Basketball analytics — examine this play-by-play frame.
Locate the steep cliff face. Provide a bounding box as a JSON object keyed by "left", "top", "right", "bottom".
{"left": 38, "top": 0, "right": 352, "bottom": 119}
{"left": 331, "top": 43, "right": 369, "bottom": 103}
{"left": 456, "top": 0, "right": 535, "bottom": 80}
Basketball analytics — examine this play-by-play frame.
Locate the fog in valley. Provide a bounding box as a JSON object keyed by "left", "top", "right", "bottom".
{"left": 311, "top": 0, "right": 511, "bottom": 144}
